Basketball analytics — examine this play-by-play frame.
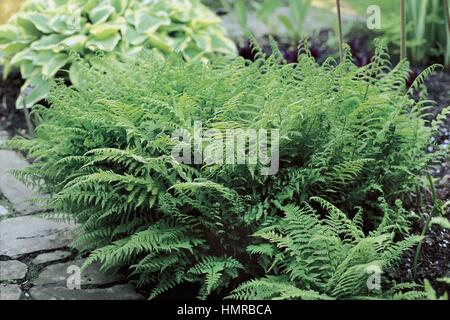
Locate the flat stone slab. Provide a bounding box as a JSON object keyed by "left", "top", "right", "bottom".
{"left": 30, "top": 284, "right": 144, "bottom": 300}
{"left": 0, "top": 260, "right": 27, "bottom": 281}
{"left": 0, "top": 216, "right": 76, "bottom": 258}
{"left": 0, "top": 284, "right": 22, "bottom": 300}
{"left": 32, "top": 250, "right": 72, "bottom": 265}
{"left": 0, "top": 149, "right": 46, "bottom": 215}
{"left": 33, "top": 259, "right": 125, "bottom": 287}
{"left": 0, "top": 205, "right": 8, "bottom": 217}
{"left": 0, "top": 131, "right": 9, "bottom": 144}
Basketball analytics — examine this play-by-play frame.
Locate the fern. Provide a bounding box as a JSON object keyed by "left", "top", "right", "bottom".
{"left": 4, "top": 39, "right": 447, "bottom": 299}
{"left": 229, "top": 199, "right": 424, "bottom": 300}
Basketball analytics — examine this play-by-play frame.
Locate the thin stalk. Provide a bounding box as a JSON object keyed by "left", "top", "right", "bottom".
{"left": 444, "top": 0, "right": 450, "bottom": 36}
{"left": 412, "top": 174, "right": 436, "bottom": 279}
{"left": 412, "top": 214, "right": 431, "bottom": 280}
{"left": 22, "top": 97, "right": 35, "bottom": 137}
{"left": 336, "top": 0, "right": 344, "bottom": 63}
{"left": 400, "top": 0, "right": 407, "bottom": 60}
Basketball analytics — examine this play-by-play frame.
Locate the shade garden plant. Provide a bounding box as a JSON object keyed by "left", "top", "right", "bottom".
{"left": 4, "top": 34, "right": 449, "bottom": 300}
{"left": 0, "top": 0, "right": 237, "bottom": 109}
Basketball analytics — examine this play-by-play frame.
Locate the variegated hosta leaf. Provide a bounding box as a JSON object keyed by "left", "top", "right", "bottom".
{"left": 0, "top": 0, "right": 237, "bottom": 109}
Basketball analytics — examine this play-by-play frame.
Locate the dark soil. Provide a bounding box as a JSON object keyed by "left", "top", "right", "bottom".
{"left": 0, "top": 66, "right": 27, "bottom": 137}
{"left": 238, "top": 26, "right": 381, "bottom": 67}
{"left": 409, "top": 70, "right": 450, "bottom": 297}
{"left": 391, "top": 223, "right": 450, "bottom": 297}
{"left": 425, "top": 70, "right": 450, "bottom": 202}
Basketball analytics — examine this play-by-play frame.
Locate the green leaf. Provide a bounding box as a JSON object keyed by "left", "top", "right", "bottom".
{"left": 135, "top": 11, "right": 170, "bottom": 34}
{"left": 2, "top": 59, "right": 12, "bottom": 80}
{"left": 20, "top": 61, "right": 36, "bottom": 79}
{"left": 89, "top": 23, "right": 120, "bottom": 40}
{"left": 145, "top": 33, "right": 174, "bottom": 53}
{"left": 0, "top": 41, "right": 29, "bottom": 56}
{"left": 49, "top": 15, "right": 80, "bottom": 35}
{"left": 424, "top": 279, "right": 437, "bottom": 300}
{"left": 0, "top": 25, "right": 22, "bottom": 44}
{"left": 28, "top": 13, "right": 53, "bottom": 34}
{"left": 257, "top": 0, "right": 283, "bottom": 22}
{"left": 16, "top": 72, "right": 50, "bottom": 109}
{"left": 57, "top": 35, "right": 88, "bottom": 52}
{"left": 42, "top": 53, "right": 69, "bottom": 77}
{"left": 89, "top": 2, "right": 116, "bottom": 24}
{"left": 10, "top": 48, "right": 35, "bottom": 66}
{"left": 122, "top": 25, "right": 147, "bottom": 45}
{"left": 210, "top": 31, "right": 237, "bottom": 55}
{"left": 192, "top": 33, "right": 212, "bottom": 52}
{"left": 33, "top": 50, "right": 54, "bottom": 66}
{"left": 288, "top": 0, "right": 312, "bottom": 25}
{"left": 111, "top": 0, "right": 130, "bottom": 14}
{"left": 278, "top": 15, "right": 294, "bottom": 33}
{"left": 86, "top": 33, "right": 121, "bottom": 52}
{"left": 16, "top": 13, "right": 42, "bottom": 37}
{"left": 30, "top": 34, "right": 66, "bottom": 51}
{"left": 69, "top": 62, "right": 86, "bottom": 88}
{"left": 235, "top": 0, "right": 248, "bottom": 29}
{"left": 430, "top": 217, "right": 450, "bottom": 229}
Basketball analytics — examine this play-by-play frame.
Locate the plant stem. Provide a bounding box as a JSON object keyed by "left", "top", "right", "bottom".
{"left": 400, "top": 0, "right": 407, "bottom": 60}
{"left": 22, "top": 98, "right": 35, "bottom": 138}
{"left": 412, "top": 174, "right": 437, "bottom": 280}
{"left": 412, "top": 214, "right": 431, "bottom": 280}
{"left": 444, "top": 0, "right": 450, "bottom": 36}
{"left": 336, "top": 0, "right": 344, "bottom": 63}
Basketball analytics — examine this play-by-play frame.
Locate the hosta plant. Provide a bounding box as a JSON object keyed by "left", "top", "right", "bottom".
{"left": 0, "top": 0, "right": 236, "bottom": 108}
{"left": 5, "top": 39, "right": 448, "bottom": 299}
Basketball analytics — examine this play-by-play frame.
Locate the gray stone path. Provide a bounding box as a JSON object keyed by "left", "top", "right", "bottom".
{"left": 0, "top": 131, "right": 144, "bottom": 300}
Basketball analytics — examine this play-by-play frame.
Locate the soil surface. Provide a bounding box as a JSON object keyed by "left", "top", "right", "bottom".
{"left": 0, "top": 67, "right": 26, "bottom": 137}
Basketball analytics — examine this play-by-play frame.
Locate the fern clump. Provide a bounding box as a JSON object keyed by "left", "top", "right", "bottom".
{"left": 229, "top": 198, "right": 426, "bottom": 300}
{"left": 5, "top": 39, "right": 448, "bottom": 299}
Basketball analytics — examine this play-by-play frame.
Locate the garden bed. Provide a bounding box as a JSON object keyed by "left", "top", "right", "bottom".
{"left": 1, "top": 12, "right": 449, "bottom": 299}
{"left": 0, "top": 67, "right": 26, "bottom": 137}
{"left": 0, "top": 0, "right": 450, "bottom": 300}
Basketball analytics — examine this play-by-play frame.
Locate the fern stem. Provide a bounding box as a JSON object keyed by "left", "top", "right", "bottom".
{"left": 444, "top": 0, "right": 450, "bottom": 37}
{"left": 412, "top": 217, "right": 429, "bottom": 280}
{"left": 400, "top": 0, "right": 407, "bottom": 61}
{"left": 412, "top": 174, "right": 436, "bottom": 279}
{"left": 336, "top": 0, "right": 344, "bottom": 63}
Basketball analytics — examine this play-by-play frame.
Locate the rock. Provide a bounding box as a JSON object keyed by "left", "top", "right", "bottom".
{"left": 0, "top": 216, "right": 76, "bottom": 258}
{"left": 0, "top": 205, "right": 8, "bottom": 216}
{"left": 0, "top": 260, "right": 27, "bottom": 281}
{"left": 30, "top": 284, "right": 144, "bottom": 300}
{"left": 0, "top": 284, "right": 22, "bottom": 300}
{"left": 32, "top": 250, "right": 72, "bottom": 265}
{"left": 33, "top": 259, "right": 125, "bottom": 287}
{"left": 0, "top": 149, "right": 46, "bottom": 215}
{"left": 0, "top": 131, "right": 9, "bottom": 144}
